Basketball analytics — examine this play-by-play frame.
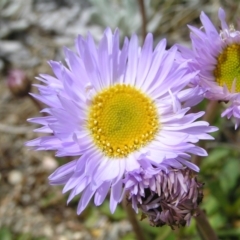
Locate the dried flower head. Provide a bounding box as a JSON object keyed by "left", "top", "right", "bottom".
{"left": 125, "top": 166, "right": 203, "bottom": 228}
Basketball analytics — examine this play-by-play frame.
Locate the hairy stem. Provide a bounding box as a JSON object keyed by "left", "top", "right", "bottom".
{"left": 195, "top": 208, "right": 218, "bottom": 240}
{"left": 137, "top": 0, "right": 147, "bottom": 40}
{"left": 192, "top": 100, "right": 219, "bottom": 166}
{"left": 203, "top": 100, "right": 219, "bottom": 124}
{"left": 193, "top": 101, "right": 219, "bottom": 240}
{"left": 123, "top": 199, "right": 146, "bottom": 240}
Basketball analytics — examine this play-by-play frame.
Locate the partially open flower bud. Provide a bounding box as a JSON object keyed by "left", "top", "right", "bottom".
{"left": 7, "top": 69, "right": 31, "bottom": 97}
{"left": 125, "top": 167, "right": 203, "bottom": 229}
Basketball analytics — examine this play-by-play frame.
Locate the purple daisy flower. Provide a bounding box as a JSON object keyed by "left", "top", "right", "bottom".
{"left": 179, "top": 8, "right": 240, "bottom": 128}
{"left": 26, "top": 28, "right": 216, "bottom": 215}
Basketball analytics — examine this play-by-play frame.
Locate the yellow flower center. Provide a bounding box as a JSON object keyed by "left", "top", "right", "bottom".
{"left": 87, "top": 84, "right": 159, "bottom": 158}
{"left": 214, "top": 43, "right": 240, "bottom": 92}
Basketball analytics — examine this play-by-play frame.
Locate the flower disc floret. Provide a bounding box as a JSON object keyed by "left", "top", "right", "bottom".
{"left": 88, "top": 84, "right": 159, "bottom": 158}
{"left": 214, "top": 44, "right": 240, "bottom": 92}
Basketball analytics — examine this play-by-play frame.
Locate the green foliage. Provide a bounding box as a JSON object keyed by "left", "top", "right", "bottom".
{"left": 99, "top": 200, "right": 126, "bottom": 221}
{"left": 200, "top": 144, "right": 240, "bottom": 239}
{"left": 0, "top": 228, "right": 48, "bottom": 240}
{"left": 201, "top": 148, "right": 230, "bottom": 170}
{"left": 121, "top": 232, "right": 136, "bottom": 240}
{"left": 0, "top": 228, "right": 12, "bottom": 240}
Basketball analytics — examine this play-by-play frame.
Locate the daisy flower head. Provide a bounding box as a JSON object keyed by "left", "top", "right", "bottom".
{"left": 26, "top": 28, "right": 216, "bottom": 215}
{"left": 183, "top": 8, "right": 240, "bottom": 128}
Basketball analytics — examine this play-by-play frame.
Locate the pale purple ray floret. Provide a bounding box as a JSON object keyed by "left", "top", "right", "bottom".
{"left": 26, "top": 28, "right": 217, "bottom": 215}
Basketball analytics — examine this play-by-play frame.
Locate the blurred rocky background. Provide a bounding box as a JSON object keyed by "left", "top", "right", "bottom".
{"left": 0, "top": 0, "right": 240, "bottom": 239}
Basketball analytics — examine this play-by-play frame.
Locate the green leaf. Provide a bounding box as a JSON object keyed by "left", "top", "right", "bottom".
{"left": 201, "top": 148, "right": 230, "bottom": 170}
{"left": 121, "top": 232, "right": 136, "bottom": 240}
{"left": 220, "top": 158, "right": 240, "bottom": 193}
{"left": 0, "top": 228, "right": 12, "bottom": 240}
{"left": 209, "top": 212, "right": 226, "bottom": 229}
{"left": 154, "top": 225, "right": 175, "bottom": 240}
{"left": 17, "top": 233, "right": 31, "bottom": 240}
{"left": 208, "top": 180, "right": 228, "bottom": 207}
{"left": 202, "top": 195, "right": 220, "bottom": 215}
{"left": 218, "top": 228, "right": 240, "bottom": 237}
{"left": 99, "top": 200, "right": 126, "bottom": 221}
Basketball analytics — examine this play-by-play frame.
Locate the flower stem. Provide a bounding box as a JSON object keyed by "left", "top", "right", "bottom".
{"left": 195, "top": 208, "right": 218, "bottom": 240}
{"left": 192, "top": 100, "right": 219, "bottom": 166}
{"left": 203, "top": 100, "right": 219, "bottom": 124}
{"left": 193, "top": 101, "right": 219, "bottom": 239}
{"left": 123, "top": 199, "right": 146, "bottom": 240}
{"left": 137, "top": 0, "right": 147, "bottom": 40}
